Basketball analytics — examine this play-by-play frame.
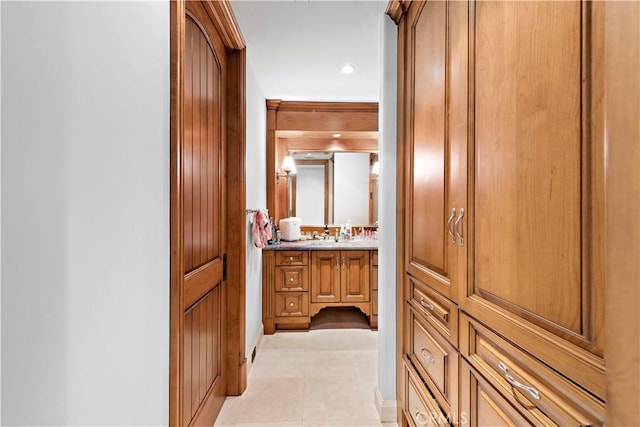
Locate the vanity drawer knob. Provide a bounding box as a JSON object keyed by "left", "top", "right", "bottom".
{"left": 289, "top": 302, "right": 294, "bottom": 307}
{"left": 289, "top": 256, "right": 293, "bottom": 261}
{"left": 290, "top": 277, "right": 294, "bottom": 282}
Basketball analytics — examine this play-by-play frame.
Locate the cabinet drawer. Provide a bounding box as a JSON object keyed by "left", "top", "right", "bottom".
{"left": 404, "top": 358, "right": 449, "bottom": 427}
{"left": 276, "top": 251, "right": 308, "bottom": 266}
{"left": 275, "top": 292, "right": 309, "bottom": 317}
{"left": 459, "top": 313, "right": 605, "bottom": 426}
{"left": 409, "top": 276, "right": 458, "bottom": 347}
{"left": 275, "top": 266, "right": 308, "bottom": 291}
{"left": 409, "top": 306, "right": 458, "bottom": 415}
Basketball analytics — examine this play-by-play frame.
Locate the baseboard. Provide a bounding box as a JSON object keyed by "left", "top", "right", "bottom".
{"left": 245, "top": 325, "right": 264, "bottom": 376}
{"left": 374, "top": 386, "right": 398, "bottom": 424}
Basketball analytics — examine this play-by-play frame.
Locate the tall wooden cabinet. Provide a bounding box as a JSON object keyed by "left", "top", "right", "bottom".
{"left": 390, "top": 0, "right": 608, "bottom": 425}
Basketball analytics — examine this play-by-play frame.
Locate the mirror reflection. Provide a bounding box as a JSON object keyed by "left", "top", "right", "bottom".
{"left": 292, "top": 151, "right": 378, "bottom": 226}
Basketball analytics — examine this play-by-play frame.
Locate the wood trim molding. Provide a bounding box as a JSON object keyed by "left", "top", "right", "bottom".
{"left": 225, "top": 47, "right": 248, "bottom": 396}
{"left": 266, "top": 99, "right": 379, "bottom": 222}
{"left": 202, "top": 0, "right": 245, "bottom": 50}
{"left": 604, "top": 1, "right": 640, "bottom": 424}
{"left": 276, "top": 101, "right": 378, "bottom": 113}
{"left": 386, "top": 0, "right": 409, "bottom": 24}
{"left": 169, "top": 1, "right": 186, "bottom": 425}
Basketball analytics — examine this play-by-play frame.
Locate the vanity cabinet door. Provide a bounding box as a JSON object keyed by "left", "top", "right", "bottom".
{"left": 311, "top": 251, "right": 341, "bottom": 303}
{"left": 340, "top": 250, "right": 370, "bottom": 303}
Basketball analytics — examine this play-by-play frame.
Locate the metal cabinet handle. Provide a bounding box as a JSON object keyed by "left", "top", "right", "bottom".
{"left": 414, "top": 408, "right": 430, "bottom": 426}
{"left": 420, "top": 347, "right": 436, "bottom": 365}
{"left": 290, "top": 277, "right": 294, "bottom": 282}
{"left": 447, "top": 208, "right": 456, "bottom": 244}
{"left": 289, "top": 256, "right": 294, "bottom": 261}
{"left": 498, "top": 361, "right": 541, "bottom": 400}
{"left": 289, "top": 302, "right": 294, "bottom": 307}
{"left": 419, "top": 297, "right": 434, "bottom": 311}
{"left": 454, "top": 208, "right": 465, "bottom": 246}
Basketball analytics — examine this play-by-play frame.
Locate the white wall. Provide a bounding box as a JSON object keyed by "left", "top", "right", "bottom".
{"left": 334, "top": 152, "right": 370, "bottom": 225}
{"left": 245, "top": 59, "right": 267, "bottom": 357}
{"left": 378, "top": 12, "right": 398, "bottom": 404}
{"left": 0, "top": 2, "right": 3, "bottom": 421}
{"left": 1, "top": 2, "right": 169, "bottom": 425}
{"left": 296, "top": 165, "right": 325, "bottom": 225}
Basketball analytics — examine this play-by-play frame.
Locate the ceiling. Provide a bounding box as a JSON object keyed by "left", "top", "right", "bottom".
{"left": 230, "top": 1, "right": 383, "bottom": 102}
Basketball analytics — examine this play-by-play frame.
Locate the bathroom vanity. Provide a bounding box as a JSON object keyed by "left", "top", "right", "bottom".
{"left": 262, "top": 240, "right": 378, "bottom": 333}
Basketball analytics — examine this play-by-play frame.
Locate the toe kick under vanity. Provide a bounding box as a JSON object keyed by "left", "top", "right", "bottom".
{"left": 261, "top": 240, "right": 378, "bottom": 333}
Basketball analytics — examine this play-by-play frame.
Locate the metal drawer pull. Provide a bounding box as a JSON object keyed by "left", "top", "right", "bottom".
{"left": 290, "top": 277, "right": 294, "bottom": 282}
{"left": 420, "top": 347, "right": 436, "bottom": 365}
{"left": 414, "top": 408, "right": 430, "bottom": 425}
{"left": 419, "top": 297, "right": 434, "bottom": 311}
{"left": 498, "top": 361, "right": 541, "bottom": 400}
{"left": 289, "top": 302, "right": 294, "bottom": 307}
{"left": 289, "top": 256, "right": 294, "bottom": 261}
{"left": 447, "top": 208, "right": 456, "bottom": 244}
{"left": 454, "top": 208, "right": 465, "bottom": 246}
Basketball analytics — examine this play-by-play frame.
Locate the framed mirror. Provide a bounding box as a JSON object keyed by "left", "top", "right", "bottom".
{"left": 266, "top": 100, "right": 379, "bottom": 226}
{"left": 292, "top": 152, "right": 378, "bottom": 226}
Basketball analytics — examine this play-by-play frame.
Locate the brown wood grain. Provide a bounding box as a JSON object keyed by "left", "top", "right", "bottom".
{"left": 341, "top": 251, "right": 371, "bottom": 303}
{"left": 604, "top": 1, "right": 640, "bottom": 424}
{"left": 311, "top": 251, "right": 341, "bottom": 303}
{"left": 266, "top": 101, "right": 379, "bottom": 223}
{"left": 170, "top": 1, "right": 245, "bottom": 425}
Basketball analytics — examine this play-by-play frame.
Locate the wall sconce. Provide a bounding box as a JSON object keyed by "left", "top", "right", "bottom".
{"left": 276, "top": 156, "right": 297, "bottom": 183}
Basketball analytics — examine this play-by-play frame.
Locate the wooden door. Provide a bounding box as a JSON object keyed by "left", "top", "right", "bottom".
{"left": 462, "top": 0, "right": 605, "bottom": 398}
{"left": 341, "top": 251, "right": 370, "bottom": 303}
{"left": 311, "top": 250, "right": 340, "bottom": 303}
{"left": 181, "top": 3, "right": 227, "bottom": 425}
{"left": 404, "top": 0, "right": 461, "bottom": 300}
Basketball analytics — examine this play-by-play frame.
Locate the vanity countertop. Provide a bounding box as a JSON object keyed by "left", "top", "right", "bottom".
{"left": 263, "top": 239, "right": 378, "bottom": 251}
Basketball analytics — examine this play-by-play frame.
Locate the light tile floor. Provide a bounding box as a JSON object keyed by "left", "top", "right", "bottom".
{"left": 215, "top": 329, "right": 396, "bottom": 427}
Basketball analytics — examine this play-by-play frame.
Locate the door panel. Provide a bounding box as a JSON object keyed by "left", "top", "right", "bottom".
{"left": 473, "top": 0, "right": 581, "bottom": 333}
{"left": 311, "top": 251, "right": 340, "bottom": 303}
{"left": 182, "top": 5, "right": 226, "bottom": 425}
{"left": 341, "top": 251, "right": 370, "bottom": 303}
{"left": 406, "top": 0, "right": 455, "bottom": 299}
{"left": 465, "top": 0, "right": 603, "bottom": 356}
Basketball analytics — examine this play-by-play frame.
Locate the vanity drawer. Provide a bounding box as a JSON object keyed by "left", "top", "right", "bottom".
{"left": 409, "top": 306, "right": 458, "bottom": 415}
{"left": 276, "top": 251, "right": 308, "bottom": 266}
{"left": 459, "top": 313, "right": 605, "bottom": 426}
{"left": 275, "top": 292, "right": 309, "bottom": 317}
{"left": 275, "top": 266, "right": 309, "bottom": 292}
{"left": 409, "top": 276, "right": 458, "bottom": 347}
{"left": 404, "top": 358, "right": 448, "bottom": 427}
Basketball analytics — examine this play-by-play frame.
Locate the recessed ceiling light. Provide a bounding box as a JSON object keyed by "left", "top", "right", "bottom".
{"left": 341, "top": 64, "right": 355, "bottom": 74}
{"left": 332, "top": 133, "right": 342, "bottom": 138}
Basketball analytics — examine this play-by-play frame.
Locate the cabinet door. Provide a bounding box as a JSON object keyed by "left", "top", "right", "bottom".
{"left": 460, "top": 360, "right": 531, "bottom": 427}
{"left": 404, "top": 0, "right": 462, "bottom": 300}
{"left": 311, "top": 251, "right": 340, "bottom": 303}
{"left": 463, "top": 0, "right": 605, "bottom": 398}
{"left": 341, "top": 251, "right": 370, "bottom": 303}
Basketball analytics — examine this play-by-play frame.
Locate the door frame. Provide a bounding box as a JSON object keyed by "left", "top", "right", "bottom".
{"left": 169, "top": 1, "right": 247, "bottom": 425}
